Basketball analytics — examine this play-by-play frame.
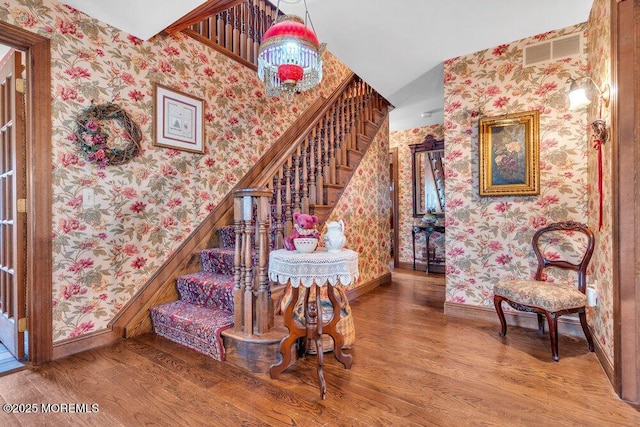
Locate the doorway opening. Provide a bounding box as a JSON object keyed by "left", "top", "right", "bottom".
{"left": 0, "top": 21, "right": 53, "bottom": 368}
{"left": 0, "top": 44, "right": 28, "bottom": 374}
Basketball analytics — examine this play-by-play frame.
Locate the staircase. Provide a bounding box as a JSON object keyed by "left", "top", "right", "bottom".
{"left": 149, "top": 226, "right": 238, "bottom": 361}
{"left": 147, "top": 76, "right": 388, "bottom": 370}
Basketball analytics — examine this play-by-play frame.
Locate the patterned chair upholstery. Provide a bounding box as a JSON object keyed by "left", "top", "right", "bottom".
{"left": 493, "top": 221, "right": 595, "bottom": 361}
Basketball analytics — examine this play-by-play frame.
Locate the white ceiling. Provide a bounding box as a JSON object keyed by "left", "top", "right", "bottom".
{"left": 55, "top": 1, "right": 592, "bottom": 130}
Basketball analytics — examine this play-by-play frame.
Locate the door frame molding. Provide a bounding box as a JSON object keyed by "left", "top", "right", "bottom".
{"left": 612, "top": 0, "right": 639, "bottom": 405}
{"left": 0, "top": 21, "right": 52, "bottom": 365}
{"left": 389, "top": 148, "right": 399, "bottom": 268}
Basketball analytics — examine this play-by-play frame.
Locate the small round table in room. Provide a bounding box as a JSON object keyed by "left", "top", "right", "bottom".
{"left": 268, "top": 248, "right": 359, "bottom": 399}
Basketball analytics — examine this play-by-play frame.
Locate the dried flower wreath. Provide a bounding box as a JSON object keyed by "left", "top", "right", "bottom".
{"left": 75, "top": 102, "right": 142, "bottom": 168}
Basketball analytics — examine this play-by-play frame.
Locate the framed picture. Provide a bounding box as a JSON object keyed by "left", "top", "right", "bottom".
{"left": 479, "top": 110, "right": 540, "bottom": 196}
{"left": 153, "top": 83, "right": 204, "bottom": 154}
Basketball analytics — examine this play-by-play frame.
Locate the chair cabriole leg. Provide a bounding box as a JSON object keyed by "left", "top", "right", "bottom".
{"left": 579, "top": 311, "right": 595, "bottom": 352}
{"left": 494, "top": 296, "right": 508, "bottom": 337}
{"left": 536, "top": 313, "right": 545, "bottom": 335}
{"left": 545, "top": 311, "right": 560, "bottom": 362}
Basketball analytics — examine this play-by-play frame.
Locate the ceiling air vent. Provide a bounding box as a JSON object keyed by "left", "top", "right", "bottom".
{"left": 523, "top": 33, "right": 582, "bottom": 67}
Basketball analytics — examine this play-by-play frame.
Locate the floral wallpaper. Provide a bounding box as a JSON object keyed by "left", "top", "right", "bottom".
{"left": 389, "top": 125, "right": 444, "bottom": 267}
{"left": 327, "top": 116, "right": 391, "bottom": 286}
{"left": 442, "top": 24, "right": 591, "bottom": 316}
{"left": 3, "top": 0, "right": 610, "bottom": 364}
{"left": 586, "top": 0, "right": 613, "bottom": 365}
{"left": 0, "top": 0, "right": 363, "bottom": 341}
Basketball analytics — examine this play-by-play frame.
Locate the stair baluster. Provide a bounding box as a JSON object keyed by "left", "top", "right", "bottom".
{"left": 308, "top": 128, "right": 318, "bottom": 206}
{"left": 271, "top": 173, "right": 284, "bottom": 250}
{"left": 321, "top": 116, "right": 330, "bottom": 186}
{"left": 233, "top": 196, "right": 245, "bottom": 331}
{"left": 333, "top": 105, "right": 344, "bottom": 183}
{"left": 224, "top": 10, "right": 232, "bottom": 53}
{"left": 300, "top": 137, "right": 310, "bottom": 213}
{"left": 292, "top": 147, "right": 301, "bottom": 214}
{"left": 328, "top": 105, "right": 337, "bottom": 185}
{"left": 283, "top": 159, "right": 293, "bottom": 236}
{"left": 216, "top": 12, "right": 224, "bottom": 46}
{"left": 315, "top": 128, "right": 324, "bottom": 206}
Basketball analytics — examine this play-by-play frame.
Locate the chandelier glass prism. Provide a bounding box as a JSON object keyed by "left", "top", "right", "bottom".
{"left": 257, "top": 5, "right": 323, "bottom": 98}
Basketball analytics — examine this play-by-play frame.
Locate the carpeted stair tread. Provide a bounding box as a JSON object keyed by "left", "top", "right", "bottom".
{"left": 150, "top": 300, "right": 233, "bottom": 361}
{"left": 200, "top": 246, "right": 261, "bottom": 276}
{"left": 176, "top": 271, "right": 234, "bottom": 313}
{"left": 217, "top": 225, "right": 236, "bottom": 249}
{"left": 199, "top": 247, "right": 236, "bottom": 275}
{"left": 150, "top": 224, "right": 264, "bottom": 363}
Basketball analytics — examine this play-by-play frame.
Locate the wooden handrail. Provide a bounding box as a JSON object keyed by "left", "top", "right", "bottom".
{"left": 163, "top": 0, "right": 247, "bottom": 35}
{"left": 173, "top": 0, "right": 281, "bottom": 68}
{"left": 254, "top": 75, "right": 358, "bottom": 188}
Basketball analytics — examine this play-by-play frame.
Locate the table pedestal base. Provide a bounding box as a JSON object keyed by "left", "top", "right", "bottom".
{"left": 269, "top": 283, "right": 352, "bottom": 399}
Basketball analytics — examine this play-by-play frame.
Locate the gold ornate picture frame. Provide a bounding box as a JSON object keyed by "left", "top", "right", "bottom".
{"left": 479, "top": 110, "right": 540, "bottom": 196}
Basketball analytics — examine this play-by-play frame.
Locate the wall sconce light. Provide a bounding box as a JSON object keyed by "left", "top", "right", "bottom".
{"left": 567, "top": 76, "right": 610, "bottom": 111}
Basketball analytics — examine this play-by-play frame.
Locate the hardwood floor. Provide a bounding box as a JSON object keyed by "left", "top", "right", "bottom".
{"left": 0, "top": 269, "right": 637, "bottom": 426}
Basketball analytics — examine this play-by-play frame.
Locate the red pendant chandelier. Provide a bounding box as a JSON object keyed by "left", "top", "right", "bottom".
{"left": 258, "top": 1, "right": 323, "bottom": 98}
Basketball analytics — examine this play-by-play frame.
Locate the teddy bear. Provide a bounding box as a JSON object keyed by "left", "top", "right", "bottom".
{"left": 284, "top": 212, "right": 320, "bottom": 251}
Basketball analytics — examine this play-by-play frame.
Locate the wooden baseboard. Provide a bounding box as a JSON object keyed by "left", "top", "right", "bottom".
{"left": 52, "top": 329, "right": 122, "bottom": 361}
{"left": 592, "top": 329, "right": 615, "bottom": 388}
{"left": 398, "top": 261, "right": 425, "bottom": 271}
{"left": 444, "top": 302, "right": 586, "bottom": 338}
{"left": 345, "top": 272, "right": 391, "bottom": 301}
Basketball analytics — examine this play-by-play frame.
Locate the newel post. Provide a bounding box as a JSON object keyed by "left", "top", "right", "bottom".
{"left": 232, "top": 188, "right": 273, "bottom": 335}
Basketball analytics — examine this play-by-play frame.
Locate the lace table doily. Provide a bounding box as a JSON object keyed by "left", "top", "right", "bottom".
{"left": 268, "top": 248, "right": 359, "bottom": 288}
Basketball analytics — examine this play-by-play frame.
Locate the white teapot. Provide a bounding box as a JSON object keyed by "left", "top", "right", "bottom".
{"left": 323, "top": 219, "right": 347, "bottom": 253}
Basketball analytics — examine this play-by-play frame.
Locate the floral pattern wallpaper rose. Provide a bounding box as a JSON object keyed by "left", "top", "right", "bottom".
{"left": 389, "top": 125, "right": 444, "bottom": 266}
{"left": 585, "top": 0, "right": 613, "bottom": 366}
{"left": 442, "top": 23, "right": 594, "bottom": 332}
{"left": 0, "top": 0, "right": 391, "bottom": 342}
{"left": 327, "top": 117, "right": 391, "bottom": 286}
